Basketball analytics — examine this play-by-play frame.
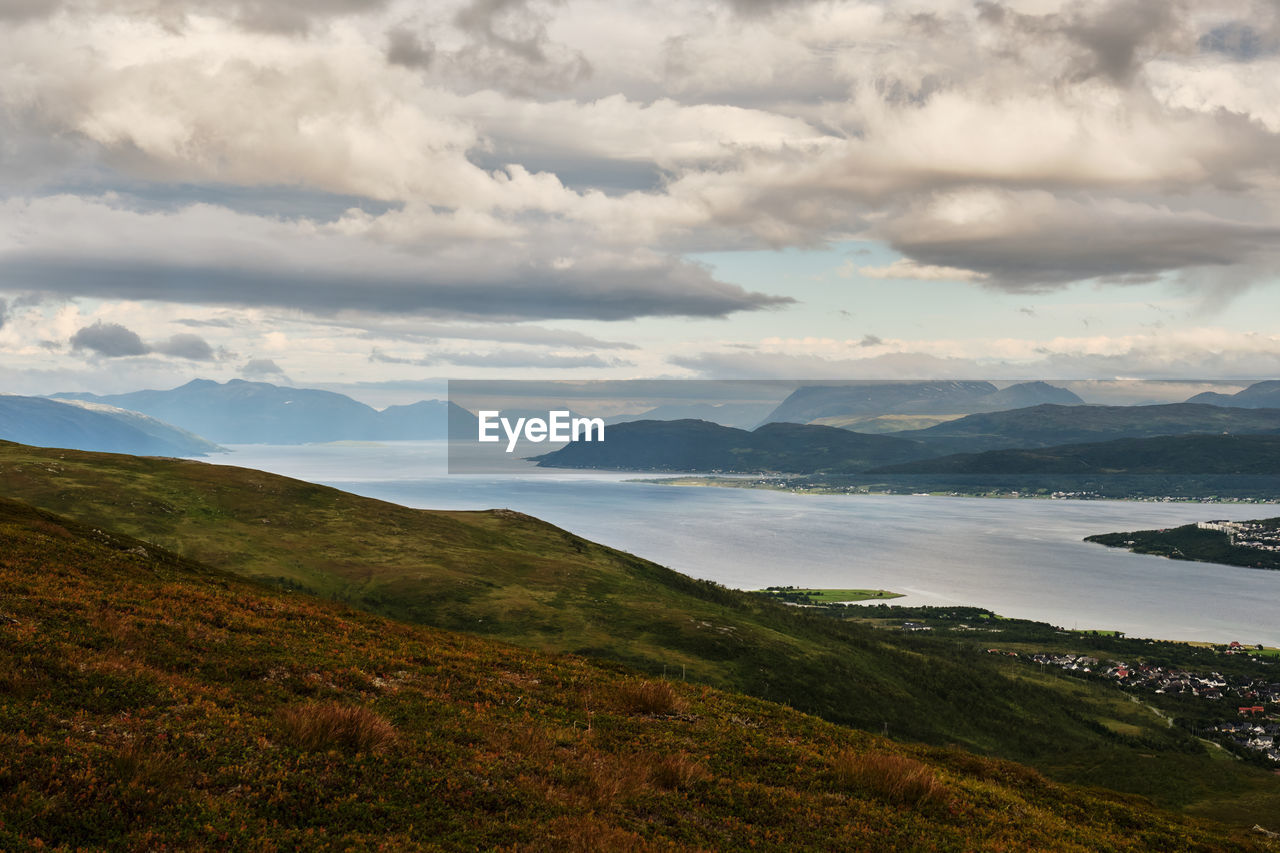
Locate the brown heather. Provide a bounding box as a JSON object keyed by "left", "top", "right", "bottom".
{"left": 278, "top": 702, "right": 397, "bottom": 754}
{"left": 613, "top": 680, "right": 687, "bottom": 715}
{"left": 833, "top": 751, "right": 952, "bottom": 809}
{"left": 0, "top": 493, "right": 1273, "bottom": 849}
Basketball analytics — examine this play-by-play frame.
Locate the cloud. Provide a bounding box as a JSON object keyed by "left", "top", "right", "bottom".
{"left": 369, "top": 347, "right": 630, "bottom": 369}
{"left": 385, "top": 27, "right": 434, "bottom": 69}
{"left": 5, "top": 0, "right": 1280, "bottom": 340}
{"left": 0, "top": 297, "right": 7, "bottom": 330}
{"left": 240, "top": 358, "right": 285, "bottom": 378}
{"left": 854, "top": 259, "right": 988, "bottom": 282}
{"left": 0, "top": 197, "right": 790, "bottom": 321}
{"left": 69, "top": 321, "right": 150, "bottom": 357}
{"left": 0, "top": 0, "right": 393, "bottom": 32}
{"left": 67, "top": 320, "right": 217, "bottom": 360}
{"left": 151, "top": 332, "right": 217, "bottom": 361}
{"left": 879, "top": 191, "right": 1280, "bottom": 290}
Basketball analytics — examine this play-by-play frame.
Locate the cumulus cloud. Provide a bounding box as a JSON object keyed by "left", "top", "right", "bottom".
{"left": 240, "top": 357, "right": 285, "bottom": 378}
{"left": 7, "top": 0, "right": 1280, "bottom": 382}
{"left": 151, "top": 332, "right": 217, "bottom": 360}
{"left": 67, "top": 320, "right": 217, "bottom": 360}
{"left": 69, "top": 321, "right": 150, "bottom": 357}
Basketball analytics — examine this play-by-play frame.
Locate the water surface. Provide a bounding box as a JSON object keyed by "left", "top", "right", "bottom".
{"left": 212, "top": 441, "right": 1280, "bottom": 646}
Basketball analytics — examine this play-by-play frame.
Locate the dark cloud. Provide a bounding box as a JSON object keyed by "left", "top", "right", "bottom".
{"left": 151, "top": 332, "right": 217, "bottom": 360}
{"left": 1062, "top": 0, "right": 1182, "bottom": 84}
{"left": 0, "top": 298, "right": 7, "bottom": 330}
{"left": 882, "top": 194, "right": 1280, "bottom": 291}
{"left": 0, "top": 0, "right": 51, "bottom": 21}
{"left": 4, "top": 253, "right": 790, "bottom": 322}
{"left": 858, "top": 334, "right": 882, "bottom": 347}
{"left": 69, "top": 322, "right": 150, "bottom": 358}
{"left": 386, "top": 27, "right": 435, "bottom": 69}
{"left": 240, "top": 358, "right": 285, "bottom": 378}
{"left": 67, "top": 321, "right": 219, "bottom": 361}
{"left": 448, "top": 0, "right": 591, "bottom": 94}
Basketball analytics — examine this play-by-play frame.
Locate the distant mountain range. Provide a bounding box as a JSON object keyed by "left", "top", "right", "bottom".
{"left": 759, "top": 380, "right": 1082, "bottom": 426}
{"left": 604, "top": 402, "right": 778, "bottom": 430}
{"left": 533, "top": 419, "right": 928, "bottom": 473}
{"left": 869, "top": 433, "right": 1280, "bottom": 476}
{"left": 891, "top": 402, "right": 1280, "bottom": 454}
{"left": 533, "top": 400, "right": 1280, "bottom": 476}
{"left": 0, "top": 395, "right": 221, "bottom": 456}
{"left": 1186, "top": 379, "right": 1280, "bottom": 409}
{"left": 54, "top": 379, "right": 475, "bottom": 444}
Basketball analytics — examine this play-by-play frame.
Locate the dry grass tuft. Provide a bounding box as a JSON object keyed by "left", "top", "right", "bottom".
{"left": 834, "top": 751, "right": 951, "bottom": 808}
{"left": 278, "top": 702, "right": 396, "bottom": 754}
{"left": 646, "top": 753, "right": 710, "bottom": 791}
{"left": 613, "top": 680, "right": 686, "bottom": 715}
{"left": 111, "top": 739, "right": 185, "bottom": 790}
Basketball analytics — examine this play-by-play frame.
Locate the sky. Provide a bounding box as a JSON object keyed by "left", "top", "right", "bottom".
{"left": 3, "top": 0, "right": 1280, "bottom": 405}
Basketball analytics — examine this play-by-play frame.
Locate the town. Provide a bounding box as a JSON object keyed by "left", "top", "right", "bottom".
{"left": 993, "top": 648, "right": 1280, "bottom": 764}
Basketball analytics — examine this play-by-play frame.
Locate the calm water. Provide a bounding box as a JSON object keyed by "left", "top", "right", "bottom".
{"left": 211, "top": 441, "right": 1280, "bottom": 646}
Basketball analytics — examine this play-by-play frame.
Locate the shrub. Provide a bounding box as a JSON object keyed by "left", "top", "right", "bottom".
{"left": 613, "top": 681, "right": 686, "bottom": 715}
{"left": 834, "top": 751, "right": 950, "bottom": 808}
{"left": 278, "top": 702, "right": 396, "bottom": 753}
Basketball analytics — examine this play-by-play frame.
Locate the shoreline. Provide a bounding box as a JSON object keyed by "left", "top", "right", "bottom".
{"left": 630, "top": 475, "right": 1280, "bottom": 504}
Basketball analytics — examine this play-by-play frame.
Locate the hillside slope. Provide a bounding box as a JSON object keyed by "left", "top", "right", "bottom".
{"left": 2, "top": 497, "right": 1264, "bottom": 851}
{"left": 3, "top": 440, "right": 1279, "bottom": 822}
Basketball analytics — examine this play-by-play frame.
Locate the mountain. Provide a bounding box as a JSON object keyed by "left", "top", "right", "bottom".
{"left": 2, "top": 498, "right": 1261, "bottom": 851}
{"left": 1188, "top": 379, "right": 1280, "bottom": 409}
{"left": 0, "top": 395, "right": 221, "bottom": 456}
{"left": 869, "top": 433, "right": 1280, "bottom": 476}
{"left": 758, "top": 381, "right": 1082, "bottom": 426}
{"left": 54, "top": 379, "right": 463, "bottom": 443}
{"left": 893, "top": 402, "right": 1280, "bottom": 454}
{"left": 605, "top": 402, "right": 779, "bottom": 430}
{"left": 533, "top": 419, "right": 929, "bottom": 473}
{"left": 379, "top": 399, "right": 478, "bottom": 440}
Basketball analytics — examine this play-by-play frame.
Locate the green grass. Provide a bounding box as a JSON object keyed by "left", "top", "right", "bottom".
{"left": 3, "top": 440, "right": 1280, "bottom": 827}
{"left": 759, "top": 587, "right": 905, "bottom": 603}
{"left": 0, "top": 497, "right": 1270, "bottom": 851}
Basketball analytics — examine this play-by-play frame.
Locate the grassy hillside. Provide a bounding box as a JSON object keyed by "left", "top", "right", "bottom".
{"left": 3, "top": 440, "right": 1280, "bottom": 825}
{"left": 0, "top": 497, "right": 1270, "bottom": 851}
